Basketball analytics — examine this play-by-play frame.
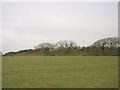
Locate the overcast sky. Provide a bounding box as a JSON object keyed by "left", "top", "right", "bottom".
{"left": 1, "top": 2, "right": 118, "bottom": 53}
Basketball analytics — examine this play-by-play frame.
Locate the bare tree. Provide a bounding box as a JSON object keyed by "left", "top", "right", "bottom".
{"left": 91, "top": 37, "right": 119, "bottom": 55}
{"left": 34, "top": 42, "right": 55, "bottom": 55}
{"left": 56, "top": 40, "right": 76, "bottom": 54}
{"left": 92, "top": 37, "right": 119, "bottom": 48}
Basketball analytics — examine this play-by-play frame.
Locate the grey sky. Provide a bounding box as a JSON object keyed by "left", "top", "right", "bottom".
{"left": 2, "top": 2, "right": 118, "bottom": 53}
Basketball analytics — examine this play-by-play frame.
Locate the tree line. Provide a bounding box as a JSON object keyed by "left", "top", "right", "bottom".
{"left": 4, "top": 37, "right": 120, "bottom": 56}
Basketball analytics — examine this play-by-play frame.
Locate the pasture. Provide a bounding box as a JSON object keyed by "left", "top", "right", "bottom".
{"left": 2, "top": 56, "right": 118, "bottom": 88}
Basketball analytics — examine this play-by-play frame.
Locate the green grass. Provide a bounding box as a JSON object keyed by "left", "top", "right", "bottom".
{"left": 2, "top": 56, "right": 118, "bottom": 88}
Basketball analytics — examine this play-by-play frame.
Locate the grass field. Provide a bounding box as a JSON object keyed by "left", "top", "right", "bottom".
{"left": 2, "top": 56, "right": 118, "bottom": 88}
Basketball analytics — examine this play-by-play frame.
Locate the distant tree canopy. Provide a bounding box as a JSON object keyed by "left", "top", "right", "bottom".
{"left": 56, "top": 40, "right": 77, "bottom": 54}
{"left": 34, "top": 40, "right": 77, "bottom": 55}
{"left": 91, "top": 37, "right": 119, "bottom": 48}
{"left": 4, "top": 37, "right": 119, "bottom": 56}
{"left": 90, "top": 37, "right": 119, "bottom": 56}
{"left": 34, "top": 42, "right": 55, "bottom": 55}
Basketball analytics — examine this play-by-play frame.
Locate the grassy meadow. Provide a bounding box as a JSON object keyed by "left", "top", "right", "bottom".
{"left": 2, "top": 56, "right": 118, "bottom": 88}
